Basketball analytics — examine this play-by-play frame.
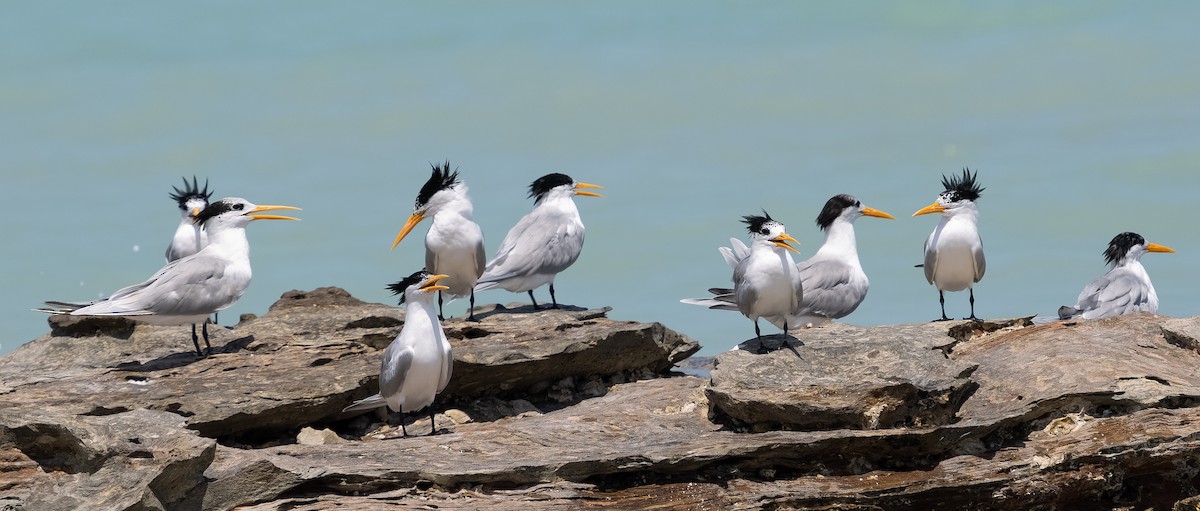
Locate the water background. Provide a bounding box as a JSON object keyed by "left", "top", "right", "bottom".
{"left": 3, "top": 2, "right": 1199, "bottom": 356}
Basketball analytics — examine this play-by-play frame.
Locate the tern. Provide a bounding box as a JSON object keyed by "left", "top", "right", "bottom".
{"left": 391, "top": 161, "right": 486, "bottom": 321}
{"left": 682, "top": 212, "right": 802, "bottom": 339}
{"left": 38, "top": 198, "right": 300, "bottom": 356}
{"left": 343, "top": 271, "right": 453, "bottom": 438}
{"left": 1058, "top": 232, "right": 1174, "bottom": 320}
{"left": 913, "top": 168, "right": 986, "bottom": 322}
{"left": 166, "top": 176, "right": 214, "bottom": 262}
{"left": 683, "top": 196, "right": 890, "bottom": 330}
{"left": 474, "top": 173, "right": 602, "bottom": 309}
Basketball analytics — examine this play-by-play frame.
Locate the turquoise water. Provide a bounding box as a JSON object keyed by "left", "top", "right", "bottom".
{"left": 3, "top": 2, "right": 1199, "bottom": 356}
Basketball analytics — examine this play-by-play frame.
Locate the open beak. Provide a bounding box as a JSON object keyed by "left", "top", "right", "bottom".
{"left": 862, "top": 207, "right": 895, "bottom": 220}
{"left": 912, "top": 202, "right": 946, "bottom": 217}
{"left": 574, "top": 182, "right": 604, "bottom": 198}
{"left": 771, "top": 233, "right": 800, "bottom": 254}
{"left": 421, "top": 273, "right": 451, "bottom": 292}
{"left": 1147, "top": 243, "right": 1176, "bottom": 254}
{"left": 392, "top": 212, "right": 426, "bottom": 249}
{"left": 248, "top": 204, "right": 301, "bottom": 221}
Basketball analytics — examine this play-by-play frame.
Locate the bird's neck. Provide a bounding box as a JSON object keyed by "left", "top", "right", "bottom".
{"left": 535, "top": 195, "right": 581, "bottom": 218}
{"left": 204, "top": 226, "right": 251, "bottom": 259}
{"left": 403, "top": 297, "right": 443, "bottom": 335}
{"left": 816, "top": 219, "right": 859, "bottom": 260}
{"left": 433, "top": 196, "right": 476, "bottom": 221}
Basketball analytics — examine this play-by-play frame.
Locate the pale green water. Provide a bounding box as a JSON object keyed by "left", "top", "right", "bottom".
{"left": 3, "top": 2, "right": 1199, "bottom": 356}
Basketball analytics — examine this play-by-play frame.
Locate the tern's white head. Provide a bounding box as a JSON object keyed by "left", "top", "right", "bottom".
{"left": 387, "top": 270, "right": 451, "bottom": 306}
{"left": 912, "top": 168, "right": 985, "bottom": 218}
{"left": 1103, "top": 232, "right": 1174, "bottom": 268}
{"left": 170, "top": 176, "right": 214, "bottom": 220}
{"left": 392, "top": 161, "right": 471, "bottom": 248}
{"left": 817, "top": 194, "right": 895, "bottom": 230}
{"left": 528, "top": 173, "right": 603, "bottom": 204}
{"left": 193, "top": 198, "right": 301, "bottom": 232}
{"left": 742, "top": 211, "right": 799, "bottom": 253}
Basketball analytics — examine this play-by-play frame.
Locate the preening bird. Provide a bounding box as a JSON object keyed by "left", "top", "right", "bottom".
{"left": 1058, "top": 232, "right": 1174, "bottom": 320}
{"left": 342, "top": 270, "right": 453, "bottom": 438}
{"left": 166, "top": 176, "right": 214, "bottom": 262}
{"left": 683, "top": 196, "right": 890, "bottom": 330}
{"left": 681, "top": 212, "right": 802, "bottom": 339}
{"left": 913, "top": 168, "right": 986, "bottom": 322}
{"left": 391, "top": 161, "right": 486, "bottom": 321}
{"left": 38, "top": 198, "right": 300, "bottom": 356}
{"left": 474, "top": 173, "right": 602, "bottom": 309}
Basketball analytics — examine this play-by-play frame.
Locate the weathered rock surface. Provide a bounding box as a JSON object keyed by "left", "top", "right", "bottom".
{"left": 3, "top": 289, "right": 1200, "bottom": 510}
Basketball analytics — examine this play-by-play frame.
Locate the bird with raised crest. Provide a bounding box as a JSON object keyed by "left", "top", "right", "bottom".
{"left": 474, "top": 173, "right": 602, "bottom": 310}
{"left": 166, "top": 176, "right": 214, "bottom": 263}
{"left": 342, "top": 270, "right": 453, "bottom": 438}
{"left": 390, "top": 161, "right": 486, "bottom": 321}
{"left": 913, "top": 168, "right": 986, "bottom": 322}
{"left": 1058, "top": 232, "right": 1175, "bottom": 320}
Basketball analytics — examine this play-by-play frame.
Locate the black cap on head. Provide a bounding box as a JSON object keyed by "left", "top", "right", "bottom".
{"left": 1104, "top": 232, "right": 1145, "bottom": 265}
{"left": 940, "top": 167, "right": 984, "bottom": 202}
{"left": 816, "top": 194, "right": 859, "bottom": 231}
{"left": 528, "top": 173, "right": 574, "bottom": 201}
{"left": 387, "top": 269, "right": 432, "bottom": 305}
{"left": 192, "top": 198, "right": 244, "bottom": 226}
{"left": 169, "top": 176, "right": 213, "bottom": 210}
{"left": 414, "top": 161, "right": 460, "bottom": 210}
{"left": 741, "top": 210, "right": 777, "bottom": 236}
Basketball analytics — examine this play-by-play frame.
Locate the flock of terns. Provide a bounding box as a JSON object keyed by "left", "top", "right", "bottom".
{"left": 36, "top": 167, "right": 1175, "bottom": 437}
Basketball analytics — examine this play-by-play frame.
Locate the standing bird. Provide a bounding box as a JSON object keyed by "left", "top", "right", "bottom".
{"left": 913, "top": 168, "right": 986, "bottom": 322}
{"left": 683, "top": 196, "right": 892, "bottom": 329}
{"left": 474, "top": 173, "right": 602, "bottom": 309}
{"left": 343, "top": 270, "right": 453, "bottom": 438}
{"left": 38, "top": 198, "right": 300, "bottom": 356}
{"left": 1058, "top": 232, "right": 1174, "bottom": 320}
{"left": 391, "top": 161, "right": 486, "bottom": 321}
{"left": 166, "top": 176, "right": 214, "bottom": 262}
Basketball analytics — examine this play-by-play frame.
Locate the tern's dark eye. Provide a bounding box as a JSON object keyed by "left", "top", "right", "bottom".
{"left": 232, "top": 203, "right": 244, "bottom": 211}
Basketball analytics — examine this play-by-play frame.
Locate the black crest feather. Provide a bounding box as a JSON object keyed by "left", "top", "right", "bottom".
{"left": 414, "top": 161, "right": 460, "bottom": 210}
{"left": 816, "top": 194, "right": 859, "bottom": 231}
{"left": 387, "top": 270, "right": 432, "bottom": 305}
{"left": 741, "top": 210, "right": 776, "bottom": 236}
{"left": 169, "top": 176, "right": 213, "bottom": 209}
{"left": 192, "top": 198, "right": 241, "bottom": 226}
{"left": 940, "top": 167, "right": 984, "bottom": 202}
{"left": 528, "top": 173, "right": 574, "bottom": 201}
{"left": 1104, "top": 232, "right": 1145, "bottom": 265}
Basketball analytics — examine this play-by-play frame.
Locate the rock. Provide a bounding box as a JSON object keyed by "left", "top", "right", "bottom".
{"left": 296, "top": 427, "right": 345, "bottom": 446}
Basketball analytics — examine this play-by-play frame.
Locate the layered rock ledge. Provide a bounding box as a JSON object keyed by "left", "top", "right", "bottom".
{"left": 3, "top": 288, "right": 1200, "bottom": 510}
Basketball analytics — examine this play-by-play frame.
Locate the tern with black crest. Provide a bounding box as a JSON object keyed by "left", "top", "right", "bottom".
{"left": 38, "top": 198, "right": 300, "bottom": 356}
{"left": 913, "top": 168, "right": 986, "bottom": 322}
{"left": 475, "top": 173, "right": 602, "bottom": 309}
{"left": 1058, "top": 232, "right": 1174, "bottom": 320}
{"left": 166, "top": 176, "right": 214, "bottom": 262}
{"left": 391, "top": 161, "right": 486, "bottom": 321}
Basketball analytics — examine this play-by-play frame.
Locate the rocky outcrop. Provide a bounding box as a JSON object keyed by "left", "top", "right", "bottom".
{"left": 2, "top": 288, "right": 1200, "bottom": 510}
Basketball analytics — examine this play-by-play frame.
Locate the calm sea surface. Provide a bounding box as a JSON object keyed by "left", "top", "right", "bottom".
{"left": 3, "top": 2, "right": 1199, "bottom": 356}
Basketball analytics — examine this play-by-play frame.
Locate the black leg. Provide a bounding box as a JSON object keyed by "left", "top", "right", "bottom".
{"left": 528, "top": 291, "right": 540, "bottom": 310}
{"left": 399, "top": 412, "right": 409, "bottom": 438}
{"left": 429, "top": 409, "right": 437, "bottom": 435}
{"left": 190, "top": 324, "right": 202, "bottom": 356}
{"left": 549, "top": 283, "right": 560, "bottom": 309}
{"left": 467, "top": 290, "right": 478, "bottom": 322}
{"left": 437, "top": 291, "right": 445, "bottom": 321}
{"left": 966, "top": 289, "right": 980, "bottom": 321}
{"left": 754, "top": 320, "right": 762, "bottom": 338}
{"left": 934, "top": 291, "right": 951, "bottom": 322}
{"left": 202, "top": 320, "right": 212, "bottom": 354}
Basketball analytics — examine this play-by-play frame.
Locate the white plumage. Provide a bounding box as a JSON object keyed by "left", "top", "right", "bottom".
{"left": 913, "top": 168, "right": 986, "bottom": 321}
{"left": 1059, "top": 232, "right": 1174, "bottom": 320}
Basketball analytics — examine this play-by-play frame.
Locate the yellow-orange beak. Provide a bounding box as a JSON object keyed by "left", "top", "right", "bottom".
{"left": 1147, "top": 243, "right": 1175, "bottom": 254}
{"left": 862, "top": 207, "right": 895, "bottom": 220}
{"left": 771, "top": 233, "right": 800, "bottom": 254}
{"left": 420, "top": 273, "right": 451, "bottom": 292}
{"left": 248, "top": 204, "right": 301, "bottom": 221}
{"left": 912, "top": 202, "right": 946, "bottom": 217}
{"left": 574, "top": 182, "right": 604, "bottom": 198}
{"left": 392, "top": 212, "right": 426, "bottom": 249}
{"left": 188, "top": 207, "right": 202, "bottom": 218}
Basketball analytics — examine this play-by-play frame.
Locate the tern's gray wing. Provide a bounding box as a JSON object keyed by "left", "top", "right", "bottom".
{"left": 379, "top": 344, "right": 414, "bottom": 406}
{"left": 972, "top": 238, "right": 986, "bottom": 283}
{"left": 1074, "top": 270, "right": 1148, "bottom": 319}
{"left": 425, "top": 244, "right": 437, "bottom": 277}
{"left": 474, "top": 239, "right": 487, "bottom": 279}
{"left": 479, "top": 210, "right": 582, "bottom": 283}
{"left": 437, "top": 338, "right": 453, "bottom": 393}
{"left": 797, "top": 259, "right": 863, "bottom": 319}
{"left": 73, "top": 254, "right": 230, "bottom": 316}
{"left": 731, "top": 259, "right": 758, "bottom": 318}
{"left": 342, "top": 393, "right": 386, "bottom": 412}
{"left": 922, "top": 234, "right": 936, "bottom": 284}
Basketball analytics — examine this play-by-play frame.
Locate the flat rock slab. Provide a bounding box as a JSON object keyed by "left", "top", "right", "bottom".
{"left": 0, "top": 288, "right": 698, "bottom": 440}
